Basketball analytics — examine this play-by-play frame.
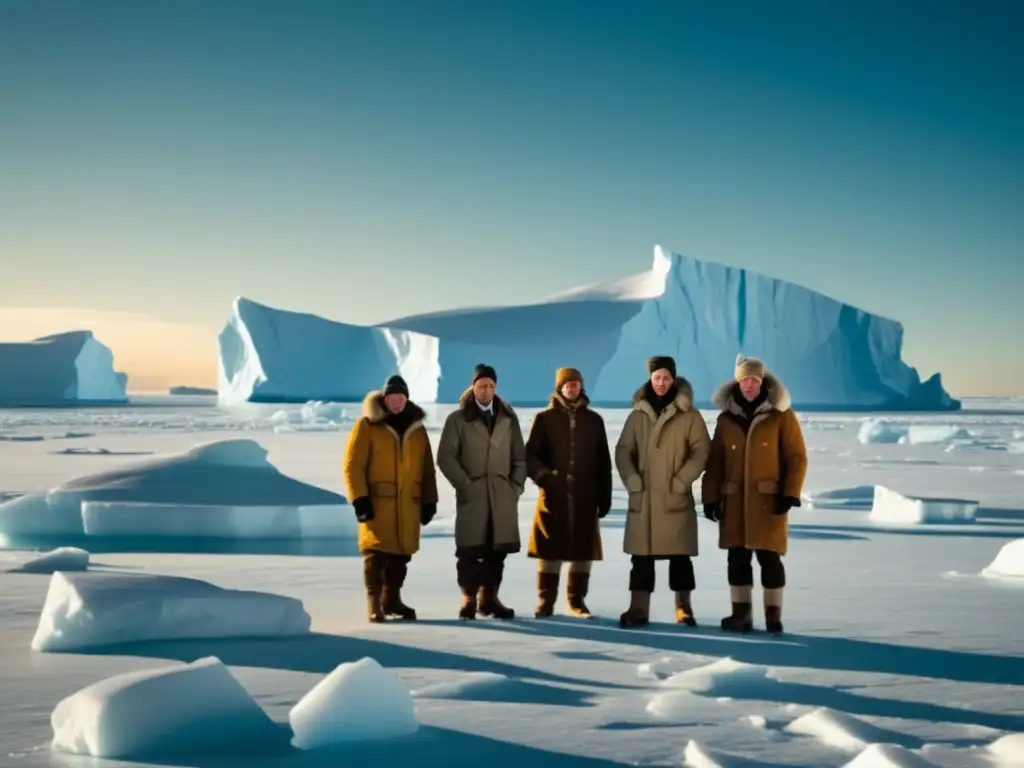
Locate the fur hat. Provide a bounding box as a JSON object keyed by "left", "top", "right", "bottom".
{"left": 382, "top": 374, "right": 409, "bottom": 397}
{"left": 647, "top": 356, "right": 676, "bottom": 377}
{"left": 555, "top": 367, "right": 583, "bottom": 390}
{"left": 734, "top": 354, "right": 766, "bottom": 382}
{"left": 472, "top": 363, "right": 497, "bottom": 385}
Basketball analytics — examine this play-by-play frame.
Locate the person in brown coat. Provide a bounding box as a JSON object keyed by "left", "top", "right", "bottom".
{"left": 343, "top": 375, "right": 439, "bottom": 622}
{"left": 437, "top": 364, "right": 528, "bottom": 621}
{"left": 526, "top": 367, "right": 613, "bottom": 619}
{"left": 614, "top": 356, "right": 711, "bottom": 629}
{"left": 701, "top": 354, "right": 808, "bottom": 635}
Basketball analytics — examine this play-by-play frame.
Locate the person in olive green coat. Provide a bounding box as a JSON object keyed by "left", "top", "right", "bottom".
{"left": 343, "top": 375, "right": 438, "bottom": 623}
{"left": 437, "top": 364, "right": 528, "bottom": 621}
{"left": 614, "top": 356, "right": 711, "bottom": 629}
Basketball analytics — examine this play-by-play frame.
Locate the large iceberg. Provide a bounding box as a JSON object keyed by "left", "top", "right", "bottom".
{"left": 0, "top": 331, "right": 128, "bottom": 406}
{"left": 218, "top": 297, "right": 438, "bottom": 405}
{"left": 219, "top": 247, "right": 958, "bottom": 410}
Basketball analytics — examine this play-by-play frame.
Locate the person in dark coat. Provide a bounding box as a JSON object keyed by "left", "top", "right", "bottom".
{"left": 526, "top": 367, "right": 613, "bottom": 618}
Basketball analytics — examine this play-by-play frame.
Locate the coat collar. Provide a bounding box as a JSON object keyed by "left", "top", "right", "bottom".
{"left": 361, "top": 391, "right": 427, "bottom": 426}
{"left": 548, "top": 390, "right": 590, "bottom": 411}
{"left": 711, "top": 372, "right": 792, "bottom": 416}
{"left": 457, "top": 387, "right": 516, "bottom": 422}
{"left": 630, "top": 376, "right": 694, "bottom": 419}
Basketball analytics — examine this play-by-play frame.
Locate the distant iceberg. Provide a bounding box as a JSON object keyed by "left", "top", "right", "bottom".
{"left": 0, "top": 331, "right": 128, "bottom": 406}
{"left": 169, "top": 385, "right": 217, "bottom": 396}
{"left": 218, "top": 246, "right": 959, "bottom": 411}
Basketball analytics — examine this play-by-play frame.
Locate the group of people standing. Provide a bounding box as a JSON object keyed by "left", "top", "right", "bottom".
{"left": 342, "top": 354, "right": 807, "bottom": 634}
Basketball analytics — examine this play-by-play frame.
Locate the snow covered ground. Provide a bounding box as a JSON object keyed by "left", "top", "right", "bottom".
{"left": 1, "top": 395, "right": 1022, "bottom": 766}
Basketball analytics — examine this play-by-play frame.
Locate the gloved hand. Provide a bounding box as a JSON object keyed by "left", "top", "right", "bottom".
{"left": 353, "top": 496, "right": 374, "bottom": 523}
{"left": 420, "top": 502, "right": 437, "bottom": 526}
{"left": 598, "top": 505, "right": 610, "bottom": 519}
{"left": 774, "top": 496, "right": 801, "bottom": 516}
{"left": 703, "top": 502, "right": 722, "bottom": 523}
{"left": 537, "top": 469, "right": 560, "bottom": 489}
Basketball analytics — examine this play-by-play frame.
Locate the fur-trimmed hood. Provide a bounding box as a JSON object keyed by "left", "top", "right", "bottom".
{"left": 631, "top": 376, "right": 694, "bottom": 415}
{"left": 548, "top": 390, "right": 590, "bottom": 411}
{"left": 711, "top": 371, "right": 792, "bottom": 415}
{"left": 361, "top": 391, "right": 427, "bottom": 425}
{"left": 457, "top": 387, "right": 516, "bottom": 420}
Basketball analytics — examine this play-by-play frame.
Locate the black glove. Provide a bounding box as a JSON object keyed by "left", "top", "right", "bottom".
{"left": 537, "top": 469, "right": 559, "bottom": 490}
{"left": 420, "top": 502, "right": 436, "bottom": 526}
{"left": 353, "top": 496, "right": 374, "bottom": 523}
{"left": 775, "top": 495, "right": 801, "bottom": 516}
{"left": 703, "top": 502, "right": 722, "bottom": 523}
{"left": 598, "top": 505, "right": 610, "bottom": 519}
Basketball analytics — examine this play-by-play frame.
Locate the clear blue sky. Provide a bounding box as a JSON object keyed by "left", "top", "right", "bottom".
{"left": 1, "top": 1, "right": 1021, "bottom": 393}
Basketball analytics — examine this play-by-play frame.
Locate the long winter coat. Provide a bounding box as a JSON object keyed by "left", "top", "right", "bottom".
{"left": 342, "top": 393, "right": 439, "bottom": 556}
{"left": 700, "top": 373, "right": 808, "bottom": 555}
{"left": 614, "top": 378, "right": 712, "bottom": 557}
{"left": 526, "top": 391, "right": 612, "bottom": 562}
{"left": 437, "top": 389, "right": 528, "bottom": 558}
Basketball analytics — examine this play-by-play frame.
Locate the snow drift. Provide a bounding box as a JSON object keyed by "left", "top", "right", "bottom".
{"left": 50, "top": 657, "right": 282, "bottom": 759}
{"left": 0, "top": 331, "right": 127, "bottom": 406}
{"left": 0, "top": 438, "right": 355, "bottom": 540}
{"left": 32, "top": 570, "right": 311, "bottom": 651}
{"left": 982, "top": 539, "right": 1024, "bottom": 581}
{"left": 219, "top": 246, "right": 958, "bottom": 410}
{"left": 869, "top": 485, "right": 978, "bottom": 525}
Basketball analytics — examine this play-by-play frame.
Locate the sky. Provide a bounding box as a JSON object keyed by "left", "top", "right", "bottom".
{"left": 1, "top": 0, "right": 1021, "bottom": 395}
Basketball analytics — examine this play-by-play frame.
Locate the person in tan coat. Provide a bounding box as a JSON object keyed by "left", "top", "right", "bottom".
{"left": 701, "top": 354, "right": 808, "bottom": 635}
{"left": 437, "top": 364, "right": 527, "bottom": 621}
{"left": 343, "top": 375, "right": 439, "bottom": 623}
{"left": 614, "top": 356, "right": 711, "bottom": 629}
{"left": 526, "top": 367, "right": 613, "bottom": 619}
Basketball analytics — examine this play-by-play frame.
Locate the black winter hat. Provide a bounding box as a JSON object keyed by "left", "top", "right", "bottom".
{"left": 647, "top": 356, "right": 677, "bottom": 377}
{"left": 382, "top": 375, "right": 409, "bottom": 397}
{"left": 472, "top": 363, "right": 497, "bottom": 384}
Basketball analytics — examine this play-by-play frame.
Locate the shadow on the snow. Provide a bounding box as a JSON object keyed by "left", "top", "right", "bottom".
{"left": 789, "top": 523, "right": 1023, "bottom": 540}
{"left": 0, "top": 533, "right": 362, "bottom": 557}
{"left": 787, "top": 529, "right": 868, "bottom": 541}
{"left": 137, "top": 724, "right": 627, "bottom": 767}
{"left": 76, "top": 631, "right": 629, "bottom": 705}
{"left": 462, "top": 617, "right": 1024, "bottom": 688}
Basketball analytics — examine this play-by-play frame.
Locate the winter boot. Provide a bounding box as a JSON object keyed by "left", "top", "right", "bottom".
{"left": 363, "top": 553, "right": 386, "bottom": 623}
{"left": 458, "top": 589, "right": 477, "bottom": 620}
{"left": 764, "top": 588, "right": 784, "bottom": 634}
{"left": 618, "top": 590, "right": 651, "bottom": 628}
{"left": 566, "top": 570, "right": 593, "bottom": 618}
{"left": 381, "top": 556, "right": 416, "bottom": 620}
{"left": 478, "top": 586, "right": 515, "bottom": 619}
{"left": 674, "top": 590, "right": 697, "bottom": 627}
{"left": 456, "top": 557, "right": 480, "bottom": 620}
{"left": 535, "top": 571, "right": 560, "bottom": 618}
{"left": 720, "top": 585, "right": 753, "bottom": 632}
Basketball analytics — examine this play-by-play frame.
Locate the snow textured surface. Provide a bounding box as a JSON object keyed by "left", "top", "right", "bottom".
{"left": 289, "top": 657, "right": 418, "bottom": 748}
{"left": 869, "top": 485, "right": 978, "bottom": 525}
{"left": 841, "top": 743, "right": 938, "bottom": 767}
{"left": 50, "top": 656, "right": 280, "bottom": 759}
{"left": 0, "top": 438, "right": 352, "bottom": 540}
{"left": 6, "top": 546, "right": 89, "bottom": 573}
{"left": 0, "top": 331, "right": 127, "bottom": 406}
{"left": 31, "top": 571, "right": 311, "bottom": 651}
{"left": 981, "top": 539, "right": 1024, "bottom": 580}
{"left": 223, "top": 246, "right": 958, "bottom": 409}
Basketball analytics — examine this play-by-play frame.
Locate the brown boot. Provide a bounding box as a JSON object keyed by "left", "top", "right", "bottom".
{"left": 478, "top": 586, "right": 515, "bottom": 619}
{"left": 459, "top": 590, "right": 477, "bottom": 620}
{"left": 381, "top": 556, "right": 416, "bottom": 620}
{"left": 674, "top": 590, "right": 697, "bottom": 627}
{"left": 619, "top": 590, "right": 651, "bottom": 628}
{"left": 764, "top": 588, "right": 784, "bottom": 634}
{"left": 721, "top": 585, "right": 753, "bottom": 632}
{"left": 535, "top": 571, "right": 559, "bottom": 618}
{"left": 456, "top": 556, "right": 480, "bottom": 620}
{"left": 566, "top": 571, "right": 593, "bottom": 618}
{"left": 363, "top": 553, "right": 386, "bottom": 623}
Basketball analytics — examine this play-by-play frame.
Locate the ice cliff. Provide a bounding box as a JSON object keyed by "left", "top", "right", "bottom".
{"left": 218, "top": 247, "right": 958, "bottom": 410}
{"left": 0, "top": 331, "right": 128, "bottom": 406}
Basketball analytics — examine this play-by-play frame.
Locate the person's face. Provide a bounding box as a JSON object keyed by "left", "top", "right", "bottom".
{"left": 561, "top": 380, "right": 582, "bottom": 401}
{"left": 650, "top": 369, "right": 674, "bottom": 397}
{"left": 384, "top": 393, "right": 407, "bottom": 414}
{"left": 738, "top": 376, "right": 762, "bottom": 401}
{"left": 473, "top": 378, "right": 495, "bottom": 405}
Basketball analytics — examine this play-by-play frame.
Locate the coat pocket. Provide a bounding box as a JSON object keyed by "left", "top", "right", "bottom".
{"left": 411, "top": 481, "right": 422, "bottom": 501}
{"left": 756, "top": 480, "right": 779, "bottom": 495}
{"left": 664, "top": 490, "right": 692, "bottom": 513}
{"left": 627, "top": 491, "right": 643, "bottom": 513}
{"left": 371, "top": 481, "right": 398, "bottom": 498}
{"left": 721, "top": 481, "right": 741, "bottom": 496}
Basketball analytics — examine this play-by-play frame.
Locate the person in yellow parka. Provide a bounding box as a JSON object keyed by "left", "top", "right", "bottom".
{"left": 343, "top": 375, "right": 438, "bottom": 623}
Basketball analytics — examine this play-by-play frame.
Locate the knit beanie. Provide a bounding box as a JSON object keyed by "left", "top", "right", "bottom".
{"left": 647, "top": 356, "right": 676, "bottom": 378}
{"left": 734, "top": 354, "right": 766, "bottom": 382}
{"left": 472, "top": 363, "right": 497, "bottom": 384}
{"left": 382, "top": 374, "right": 409, "bottom": 397}
{"left": 555, "top": 367, "right": 583, "bottom": 390}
